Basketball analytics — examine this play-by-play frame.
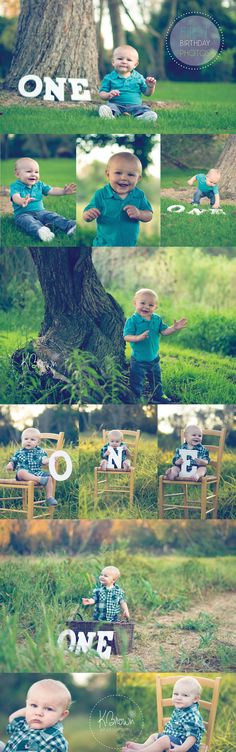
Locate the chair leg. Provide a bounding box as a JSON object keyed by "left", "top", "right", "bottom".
{"left": 27, "top": 481, "right": 34, "bottom": 520}
{"left": 129, "top": 469, "right": 134, "bottom": 510}
{"left": 183, "top": 484, "right": 189, "bottom": 518}
{"left": 94, "top": 468, "right": 98, "bottom": 508}
{"left": 105, "top": 472, "right": 109, "bottom": 501}
{"left": 22, "top": 489, "right": 27, "bottom": 512}
{"left": 201, "top": 477, "right": 207, "bottom": 520}
{"left": 158, "top": 477, "right": 164, "bottom": 518}
{"left": 212, "top": 482, "right": 218, "bottom": 519}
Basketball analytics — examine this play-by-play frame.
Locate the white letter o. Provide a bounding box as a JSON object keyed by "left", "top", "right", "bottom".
{"left": 18, "top": 75, "right": 43, "bottom": 98}
{"left": 49, "top": 450, "right": 72, "bottom": 481}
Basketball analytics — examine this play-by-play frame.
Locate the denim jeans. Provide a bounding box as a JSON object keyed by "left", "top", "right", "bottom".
{"left": 130, "top": 356, "right": 163, "bottom": 401}
{"left": 105, "top": 103, "right": 152, "bottom": 117}
{"left": 193, "top": 188, "right": 216, "bottom": 206}
{"left": 15, "top": 210, "right": 76, "bottom": 239}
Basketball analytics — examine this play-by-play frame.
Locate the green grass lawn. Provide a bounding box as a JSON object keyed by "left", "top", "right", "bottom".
{"left": 1, "top": 158, "right": 77, "bottom": 247}
{"left": 1, "top": 83, "right": 235, "bottom": 133}
{"left": 79, "top": 434, "right": 157, "bottom": 518}
{"left": 161, "top": 197, "right": 235, "bottom": 246}
{"left": 0, "top": 553, "right": 235, "bottom": 672}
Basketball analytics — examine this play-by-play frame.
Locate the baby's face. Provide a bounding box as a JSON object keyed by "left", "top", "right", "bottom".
{"left": 15, "top": 158, "right": 40, "bottom": 187}
{"left": 112, "top": 47, "right": 138, "bottom": 74}
{"left": 135, "top": 292, "right": 157, "bottom": 318}
{"left": 172, "top": 682, "right": 199, "bottom": 709}
{"left": 109, "top": 434, "right": 122, "bottom": 448}
{"left": 26, "top": 687, "right": 68, "bottom": 730}
{"left": 22, "top": 431, "right": 40, "bottom": 450}
{"left": 106, "top": 156, "right": 141, "bottom": 195}
{"left": 185, "top": 426, "right": 202, "bottom": 447}
{"left": 99, "top": 568, "right": 116, "bottom": 587}
{"left": 206, "top": 173, "right": 218, "bottom": 187}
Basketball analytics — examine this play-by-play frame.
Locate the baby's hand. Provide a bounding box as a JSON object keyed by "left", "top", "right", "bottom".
{"left": 173, "top": 318, "right": 187, "bottom": 331}
{"left": 83, "top": 208, "right": 101, "bottom": 222}
{"left": 187, "top": 179, "right": 193, "bottom": 185}
{"left": 42, "top": 456, "right": 49, "bottom": 465}
{"left": 108, "top": 89, "right": 120, "bottom": 98}
{"left": 138, "top": 330, "right": 149, "bottom": 340}
{"left": 146, "top": 76, "right": 156, "bottom": 87}
{"left": 63, "top": 183, "right": 76, "bottom": 194}
{"left": 123, "top": 205, "right": 140, "bottom": 220}
{"left": 21, "top": 195, "right": 34, "bottom": 207}
{"left": 175, "top": 458, "right": 183, "bottom": 466}
{"left": 82, "top": 597, "right": 94, "bottom": 606}
{"left": 6, "top": 462, "right": 14, "bottom": 471}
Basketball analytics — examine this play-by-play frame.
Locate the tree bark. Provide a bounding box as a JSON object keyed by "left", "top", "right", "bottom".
{"left": 216, "top": 135, "right": 236, "bottom": 199}
{"left": 5, "top": 0, "right": 99, "bottom": 95}
{"left": 107, "top": 0, "right": 126, "bottom": 47}
{"left": 13, "top": 247, "right": 126, "bottom": 379}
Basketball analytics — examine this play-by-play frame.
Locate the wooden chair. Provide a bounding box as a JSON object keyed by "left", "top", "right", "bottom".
{"left": 158, "top": 428, "right": 226, "bottom": 520}
{"left": 94, "top": 429, "right": 140, "bottom": 509}
{"left": 0, "top": 432, "right": 64, "bottom": 520}
{"left": 156, "top": 674, "right": 221, "bottom": 752}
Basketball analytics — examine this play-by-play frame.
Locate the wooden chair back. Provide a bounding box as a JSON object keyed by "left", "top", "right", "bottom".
{"left": 156, "top": 675, "right": 221, "bottom": 752}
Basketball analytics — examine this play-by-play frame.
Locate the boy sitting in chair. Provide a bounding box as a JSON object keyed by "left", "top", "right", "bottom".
{"left": 100, "top": 430, "right": 131, "bottom": 471}
{"left": 164, "top": 425, "right": 210, "bottom": 482}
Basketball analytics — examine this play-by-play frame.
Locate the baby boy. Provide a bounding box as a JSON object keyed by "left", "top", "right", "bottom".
{"left": 6, "top": 427, "right": 57, "bottom": 506}
{"left": 83, "top": 152, "right": 153, "bottom": 246}
{"left": 164, "top": 425, "right": 210, "bottom": 482}
{"left": 100, "top": 430, "right": 131, "bottom": 471}
{"left": 10, "top": 157, "right": 76, "bottom": 241}
{"left": 99, "top": 44, "right": 157, "bottom": 121}
{"left": 82, "top": 565, "right": 130, "bottom": 622}
{"left": 2, "top": 678, "right": 71, "bottom": 752}
{"left": 123, "top": 676, "right": 205, "bottom": 752}
{"left": 188, "top": 169, "right": 220, "bottom": 209}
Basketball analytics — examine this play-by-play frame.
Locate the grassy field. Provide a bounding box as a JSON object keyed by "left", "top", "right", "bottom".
{"left": 1, "top": 83, "right": 235, "bottom": 133}
{"left": 0, "top": 553, "right": 235, "bottom": 672}
{"left": 0, "top": 444, "right": 79, "bottom": 518}
{"left": 161, "top": 199, "right": 235, "bottom": 247}
{"left": 79, "top": 434, "right": 157, "bottom": 518}
{"left": 117, "top": 673, "right": 236, "bottom": 752}
{"left": 157, "top": 448, "right": 236, "bottom": 519}
{"left": 1, "top": 159, "right": 77, "bottom": 247}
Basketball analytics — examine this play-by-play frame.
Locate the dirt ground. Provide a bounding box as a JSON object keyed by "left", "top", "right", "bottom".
{"left": 161, "top": 187, "right": 236, "bottom": 205}
{"left": 110, "top": 591, "right": 236, "bottom": 671}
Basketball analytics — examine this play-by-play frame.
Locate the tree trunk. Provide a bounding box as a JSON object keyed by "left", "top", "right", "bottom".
{"left": 6, "top": 0, "right": 99, "bottom": 95}
{"left": 216, "top": 135, "right": 236, "bottom": 199}
{"left": 107, "top": 0, "right": 126, "bottom": 47}
{"left": 13, "top": 247, "right": 126, "bottom": 382}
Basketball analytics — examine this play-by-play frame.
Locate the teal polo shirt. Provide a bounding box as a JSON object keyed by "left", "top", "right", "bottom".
{"left": 84, "top": 184, "right": 153, "bottom": 247}
{"left": 10, "top": 179, "right": 52, "bottom": 215}
{"left": 196, "top": 174, "right": 219, "bottom": 195}
{"left": 123, "top": 312, "right": 169, "bottom": 361}
{"left": 99, "top": 69, "right": 148, "bottom": 105}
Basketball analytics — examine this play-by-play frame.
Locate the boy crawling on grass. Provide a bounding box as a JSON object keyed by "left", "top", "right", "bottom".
{"left": 164, "top": 425, "right": 210, "bottom": 482}
{"left": 188, "top": 169, "right": 220, "bottom": 210}
{"left": 100, "top": 430, "right": 131, "bottom": 471}
{"left": 10, "top": 157, "right": 76, "bottom": 242}
{"left": 0, "top": 678, "right": 71, "bottom": 752}
{"left": 82, "top": 565, "right": 130, "bottom": 622}
{"left": 123, "top": 676, "right": 205, "bottom": 752}
{"left": 6, "top": 427, "right": 57, "bottom": 506}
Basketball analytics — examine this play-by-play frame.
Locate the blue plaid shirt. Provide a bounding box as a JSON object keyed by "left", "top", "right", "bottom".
{"left": 172, "top": 443, "right": 210, "bottom": 469}
{"left": 5, "top": 717, "right": 68, "bottom": 752}
{"left": 163, "top": 703, "right": 205, "bottom": 752}
{"left": 92, "top": 583, "right": 125, "bottom": 621}
{"left": 10, "top": 447, "right": 48, "bottom": 475}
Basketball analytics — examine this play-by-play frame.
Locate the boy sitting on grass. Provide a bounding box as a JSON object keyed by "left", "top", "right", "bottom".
{"left": 123, "top": 676, "right": 205, "bottom": 752}
{"left": 164, "top": 424, "right": 210, "bottom": 482}
{"left": 10, "top": 157, "right": 76, "bottom": 242}
{"left": 99, "top": 44, "right": 157, "bottom": 122}
{"left": 83, "top": 151, "right": 153, "bottom": 247}
{"left": 188, "top": 169, "right": 220, "bottom": 210}
{"left": 100, "top": 430, "right": 131, "bottom": 471}
{"left": 123, "top": 288, "right": 187, "bottom": 403}
{"left": 1, "top": 678, "right": 71, "bottom": 752}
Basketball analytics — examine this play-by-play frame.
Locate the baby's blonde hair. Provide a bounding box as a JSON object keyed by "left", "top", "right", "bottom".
{"left": 27, "top": 679, "right": 72, "bottom": 709}
{"left": 102, "top": 565, "right": 121, "bottom": 581}
{"left": 108, "top": 430, "right": 123, "bottom": 442}
{"left": 15, "top": 157, "right": 39, "bottom": 172}
{"left": 112, "top": 44, "right": 139, "bottom": 63}
{"left": 206, "top": 168, "right": 221, "bottom": 182}
{"left": 174, "top": 676, "right": 202, "bottom": 697}
{"left": 106, "top": 152, "right": 142, "bottom": 175}
{"left": 184, "top": 424, "right": 202, "bottom": 437}
{"left": 21, "top": 427, "right": 41, "bottom": 443}
{"left": 134, "top": 288, "right": 157, "bottom": 302}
